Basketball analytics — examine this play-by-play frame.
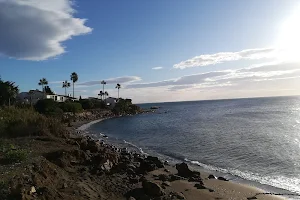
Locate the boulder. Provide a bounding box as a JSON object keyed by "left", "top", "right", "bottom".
{"left": 158, "top": 174, "right": 169, "bottom": 181}
{"left": 217, "top": 177, "right": 229, "bottom": 181}
{"left": 162, "top": 181, "right": 171, "bottom": 187}
{"left": 145, "top": 156, "right": 164, "bottom": 168}
{"left": 171, "top": 192, "right": 185, "bottom": 199}
{"left": 169, "top": 174, "right": 184, "bottom": 182}
{"left": 208, "top": 174, "right": 216, "bottom": 179}
{"left": 100, "top": 159, "right": 113, "bottom": 172}
{"left": 194, "top": 183, "right": 206, "bottom": 189}
{"left": 142, "top": 181, "right": 165, "bottom": 196}
{"left": 176, "top": 163, "right": 200, "bottom": 178}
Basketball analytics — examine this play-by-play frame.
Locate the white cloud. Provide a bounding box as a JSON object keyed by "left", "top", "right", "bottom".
{"left": 152, "top": 67, "right": 163, "bottom": 70}
{"left": 0, "top": 0, "right": 92, "bottom": 60}
{"left": 127, "top": 62, "right": 300, "bottom": 90}
{"left": 78, "top": 76, "right": 142, "bottom": 86}
{"left": 173, "top": 48, "right": 276, "bottom": 69}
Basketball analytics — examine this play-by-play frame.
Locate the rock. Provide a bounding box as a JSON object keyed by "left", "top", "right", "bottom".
{"left": 62, "top": 183, "right": 68, "bottom": 189}
{"left": 217, "top": 177, "right": 229, "bottom": 181}
{"left": 100, "top": 159, "right": 113, "bottom": 172}
{"left": 176, "top": 163, "right": 200, "bottom": 178}
{"left": 188, "top": 176, "right": 203, "bottom": 183}
{"left": 139, "top": 161, "right": 157, "bottom": 173}
{"left": 145, "top": 156, "right": 164, "bottom": 168}
{"left": 164, "top": 168, "right": 170, "bottom": 173}
{"left": 171, "top": 192, "right": 185, "bottom": 199}
{"left": 158, "top": 174, "right": 169, "bottom": 181}
{"left": 169, "top": 174, "right": 184, "bottom": 181}
{"left": 194, "top": 183, "right": 206, "bottom": 189}
{"left": 142, "top": 180, "right": 165, "bottom": 196}
{"left": 29, "top": 186, "right": 36, "bottom": 195}
{"left": 208, "top": 174, "right": 216, "bottom": 179}
{"left": 128, "top": 197, "right": 136, "bottom": 200}
{"left": 162, "top": 181, "right": 171, "bottom": 187}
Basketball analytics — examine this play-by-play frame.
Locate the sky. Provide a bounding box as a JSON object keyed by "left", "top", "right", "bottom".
{"left": 0, "top": 0, "right": 300, "bottom": 103}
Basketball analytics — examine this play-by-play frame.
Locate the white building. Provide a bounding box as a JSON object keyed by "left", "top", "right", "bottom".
{"left": 105, "top": 97, "right": 118, "bottom": 108}
{"left": 17, "top": 90, "right": 77, "bottom": 104}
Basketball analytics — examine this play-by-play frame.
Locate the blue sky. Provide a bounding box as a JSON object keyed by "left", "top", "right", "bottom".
{"left": 0, "top": 0, "right": 300, "bottom": 103}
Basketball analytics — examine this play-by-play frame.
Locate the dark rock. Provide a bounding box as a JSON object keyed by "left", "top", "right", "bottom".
{"left": 145, "top": 156, "right": 164, "bottom": 168}
{"left": 170, "top": 192, "right": 185, "bottom": 199}
{"left": 162, "top": 181, "right": 171, "bottom": 187}
{"left": 208, "top": 189, "right": 214, "bottom": 192}
{"left": 175, "top": 163, "right": 200, "bottom": 178}
{"left": 208, "top": 174, "right": 216, "bottom": 179}
{"left": 128, "top": 197, "right": 136, "bottom": 200}
{"left": 142, "top": 181, "right": 165, "bottom": 196}
{"left": 169, "top": 174, "right": 184, "bottom": 181}
{"left": 62, "top": 183, "right": 68, "bottom": 189}
{"left": 217, "top": 177, "right": 228, "bottom": 181}
{"left": 188, "top": 176, "right": 203, "bottom": 183}
{"left": 158, "top": 174, "right": 169, "bottom": 181}
{"left": 194, "top": 183, "right": 206, "bottom": 189}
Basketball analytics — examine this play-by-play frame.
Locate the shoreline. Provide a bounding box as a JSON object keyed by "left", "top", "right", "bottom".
{"left": 75, "top": 117, "right": 290, "bottom": 199}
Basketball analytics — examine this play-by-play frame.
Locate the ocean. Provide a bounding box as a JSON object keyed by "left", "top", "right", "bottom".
{"left": 87, "top": 96, "right": 300, "bottom": 198}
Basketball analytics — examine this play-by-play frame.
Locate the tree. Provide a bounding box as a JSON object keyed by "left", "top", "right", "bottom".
{"left": 104, "top": 91, "right": 109, "bottom": 103}
{"left": 115, "top": 83, "right": 121, "bottom": 99}
{"left": 62, "top": 80, "right": 71, "bottom": 96}
{"left": 70, "top": 72, "right": 78, "bottom": 98}
{"left": 98, "top": 91, "right": 104, "bottom": 100}
{"left": 44, "top": 86, "right": 55, "bottom": 95}
{"left": 38, "top": 78, "right": 48, "bottom": 94}
{"left": 0, "top": 79, "right": 19, "bottom": 107}
{"left": 101, "top": 80, "right": 106, "bottom": 100}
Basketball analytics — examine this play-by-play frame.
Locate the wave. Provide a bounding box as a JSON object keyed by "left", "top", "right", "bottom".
{"left": 123, "top": 140, "right": 146, "bottom": 155}
{"left": 184, "top": 158, "right": 300, "bottom": 195}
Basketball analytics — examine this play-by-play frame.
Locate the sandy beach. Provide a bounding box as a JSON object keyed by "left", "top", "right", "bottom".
{"left": 75, "top": 118, "right": 288, "bottom": 200}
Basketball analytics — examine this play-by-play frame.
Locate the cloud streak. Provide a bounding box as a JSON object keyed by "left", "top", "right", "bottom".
{"left": 127, "top": 62, "right": 300, "bottom": 90}
{"left": 78, "top": 76, "right": 142, "bottom": 86}
{"left": 173, "top": 48, "right": 276, "bottom": 69}
{"left": 0, "top": 0, "right": 92, "bottom": 60}
{"left": 152, "top": 67, "right": 163, "bottom": 70}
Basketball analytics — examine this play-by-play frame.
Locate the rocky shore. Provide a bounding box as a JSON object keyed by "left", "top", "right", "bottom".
{"left": 0, "top": 114, "right": 287, "bottom": 200}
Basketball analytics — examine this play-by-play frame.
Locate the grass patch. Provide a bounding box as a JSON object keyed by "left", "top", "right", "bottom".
{"left": 0, "top": 141, "right": 28, "bottom": 164}
{"left": 0, "top": 107, "right": 67, "bottom": 138}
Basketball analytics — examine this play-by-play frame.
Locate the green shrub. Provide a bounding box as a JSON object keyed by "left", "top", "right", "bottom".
{"left": 0, "top": 108, "right": 67, "bottom": 138}
{"left": 4, "top": 149, "right": 27, "bottom": 163}
{"left": 0, "top": 141, "right": 28, "bottom": 164}
{"left": 34, "top": 99, "right": 58, "bottom": 115}
{"left": 79, "top": 99, "right": 105, "bottom": 110}
{"left": 59, "top": 102, "right": 83, "bottom": 113}
{"left": 80, "top": 99, "right": 94, "bottom": 109}
{"left": 112, "top": 99, "right": 141, "bottom": 115}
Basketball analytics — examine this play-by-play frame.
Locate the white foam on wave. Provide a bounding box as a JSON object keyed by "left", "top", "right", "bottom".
{"left": 123, "top": 140, "right": 146, "bottom": 155}
{"left": 184, "top": 158, "right": 300, "bottom": 194}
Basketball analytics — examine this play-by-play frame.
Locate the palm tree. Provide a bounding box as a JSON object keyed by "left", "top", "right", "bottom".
{"left": 70, "top": 72, "right": 78, "bottom": 98}
{"left": 101, "top": 80, "right": 106, "bottom": 100}
{"left": 38, "top": 78, "right": 48, "bottom": 94}
{"left": 0, "top": 80, "right": 19, "bottom": 107}
{"left": 98, "top": 91, "right": 104, "bottom": 100}
{"left": 29, "top": 90, "right": 34, "bottom": 106}
{"left": 115, "top": 83, "right": 121, "bottom": 99}
{"left": 62, "top": 80, "right": 71, "bottom": 96}
{"left": 104, "top": 91, "right": 109, "bottom": 101}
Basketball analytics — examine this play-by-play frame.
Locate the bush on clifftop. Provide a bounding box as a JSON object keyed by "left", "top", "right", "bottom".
{"left": 0, "top": 108, "right": 67, "bottom": 138}
{"left": 112, "top": 99, "right": 141, "bottom": 115}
